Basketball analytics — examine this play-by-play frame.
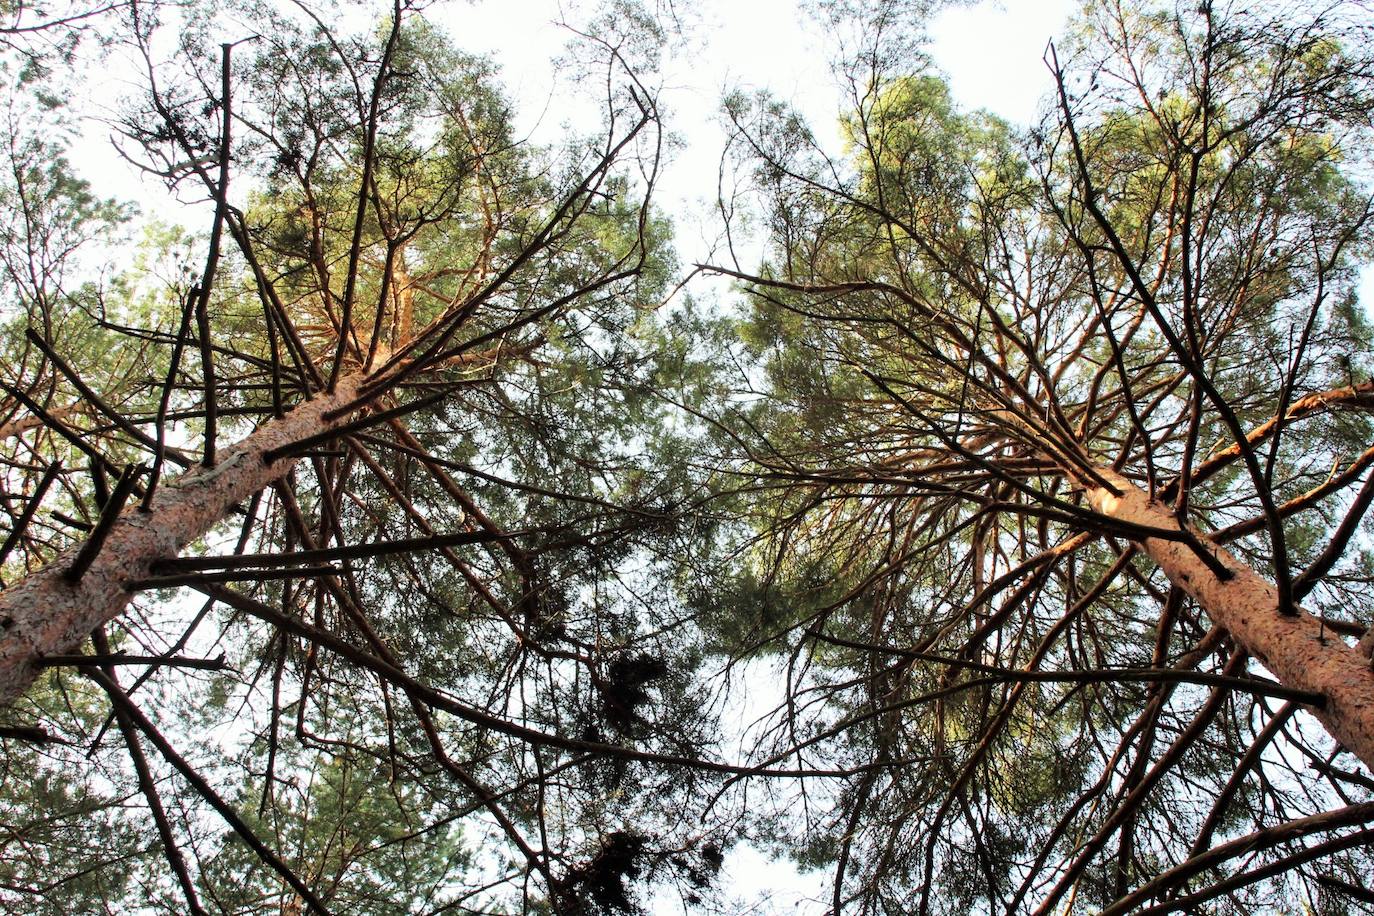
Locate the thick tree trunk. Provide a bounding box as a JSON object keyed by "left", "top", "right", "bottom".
{"left": 1082, "top": 465, "right": 1374, "bottom": 771}
{"left": 0, "top": 379, "right": 361, "bottom": 705}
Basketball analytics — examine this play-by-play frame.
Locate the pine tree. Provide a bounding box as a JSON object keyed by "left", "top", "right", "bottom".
{"left": 0, "top": 3, "right": 723, "bottom": 911}
{"left": 706, "top": 0, "right": 1374, "bottom": 911}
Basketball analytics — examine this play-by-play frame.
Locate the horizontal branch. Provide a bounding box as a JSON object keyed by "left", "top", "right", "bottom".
{"left": 35, "top": 653, "right": 227, "bottom": 671}
{"left": 809, "top": 632, "right": 1326, "bottom": 706}
{"left": 128, "top": 566, "right": 344, "bottom": 590}
{"left": 154, "top": 530, "right": 514, "bottom": 572}
{"left": 0, "top": 724, "right": 55, "bottom": 743}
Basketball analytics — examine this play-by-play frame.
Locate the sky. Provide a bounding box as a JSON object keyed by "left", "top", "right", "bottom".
{"left": 68, "top": 2, "right": 1083, "bottom": 911}
{"left": 76, "top": 0, "right": 1082, "bottom": 251}
{"left": 38, "top": 2, "right": 1374, "bottom": 911}
{"left": 446, "top": 0, "right": 1082, "bottom": 268}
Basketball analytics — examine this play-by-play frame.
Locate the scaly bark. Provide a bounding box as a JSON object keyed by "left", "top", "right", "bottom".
{"left": 1081, "top": 465, "right": 1374, "bottom": 771}
{"left": 0, "top": 378, "right": 361, "bottom": 704}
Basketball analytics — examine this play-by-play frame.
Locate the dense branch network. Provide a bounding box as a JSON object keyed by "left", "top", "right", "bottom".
{"left": 0, "top": 0, "right": 1373, "bottom": 914}
{"left": 700, "top": 1, "right": 1374, "bottom": 912}
{"left": 0, "top": 3, "right": 735, "bottom": 912}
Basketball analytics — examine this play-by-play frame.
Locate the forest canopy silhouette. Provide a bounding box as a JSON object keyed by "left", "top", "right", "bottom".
{"left": 1, "top": 0, "right": 1373, "bottom": 913}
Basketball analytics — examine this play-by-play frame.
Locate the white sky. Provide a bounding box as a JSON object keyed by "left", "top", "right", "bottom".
{"left": 60, "top": 1, "right": 1217, "bottom": 912}
{"left": 42, "top": 1, "right": 1374, "bottom": 911}
{"left": 447, "top": 0, "right": 1081, "bottom": 269}
{"left": 75, "top": 0, "right": 1081, "bottom": 243}
{"left": 454, "top": 5, "right": 1081, "bottom": 909}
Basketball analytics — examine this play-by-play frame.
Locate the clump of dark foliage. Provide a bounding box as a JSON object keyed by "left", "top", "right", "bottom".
{"left": 672, "top": 841, "right": 724, "bottom": 906}
{"left": 553, "top": 832, "right": 727, "bottom": 913}
{"left": 597, "top": 652, "right": 668, "bottom": 733}
{"left": 554, "top": 831, "right": 647, "bottom": 914}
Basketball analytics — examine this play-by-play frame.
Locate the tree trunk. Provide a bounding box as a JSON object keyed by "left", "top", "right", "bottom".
{"left": 0, "top": 379, "right": 361, "bottom": 704}
{"left": 1082, "top": 465, "right": 1374, "bottom": 771}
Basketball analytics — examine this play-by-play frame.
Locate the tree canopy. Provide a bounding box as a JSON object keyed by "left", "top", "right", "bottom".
{"left": 1, "top": 0, "right": 1374, "bottom": 913}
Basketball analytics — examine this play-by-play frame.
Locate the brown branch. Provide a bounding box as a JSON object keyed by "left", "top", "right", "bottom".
{"left": 0, "top": 459, "right": 61, "bottom": 570}
{"left": 92, "top": 628, "right": 207, "bottom": 916}
{"left": 1294, "top": 467, "right": 1374, "bottom": 600}
{"left": 1100, "top": 804, "right": 1374, "bottom": 916}
{"left": 1161, "top": 380, "right": 1374, "bottom": 504}
{"left": 35, "top": 652, "right": 226, "bottom": 670}
{"left": 64, "top": 463, "right": 141, "bottom": 583}
{"left": 85, "top": 666, "right": 331, "bottom": 914}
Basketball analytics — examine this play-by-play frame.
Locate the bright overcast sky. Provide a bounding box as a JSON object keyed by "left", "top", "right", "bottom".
{"left": 78, "top": 0, "right": 1079, "bottom": 234}
{"left": 71, "top": 8, "right": 1079, "bottom": 906}
{"left": 80, "top": 2, "right": 1360, "bottom": 912}
{"left": 447, "top": 0, "right": 1079, "bottom": 262}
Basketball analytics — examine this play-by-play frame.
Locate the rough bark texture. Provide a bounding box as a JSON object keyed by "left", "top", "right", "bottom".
{"left": 1083, "top": 465, "right": 1374, "bottom": 771}
{"left": 0, "top": 378, "right": 361, "bottom": 704}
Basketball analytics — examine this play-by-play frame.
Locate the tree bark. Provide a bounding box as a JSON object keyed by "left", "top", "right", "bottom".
{"left": 1082, "top": 465, "right": 1374, "bottom": 771}
{"left": 0, "top": 378, "right": 361, "bottom": 705}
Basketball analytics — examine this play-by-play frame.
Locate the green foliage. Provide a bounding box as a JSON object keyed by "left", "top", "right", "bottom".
{"left": 0, "top": 673, "right": 151, "bottom": 914}
{"left": 199, "top": 736, "right": 472, "bottom": 913}
{"left": 708, "top": 0, "right": 1374, "bottom": 912}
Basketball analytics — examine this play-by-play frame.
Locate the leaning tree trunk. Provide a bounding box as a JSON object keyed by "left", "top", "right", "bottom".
{"left": 1081, "top": 465, "right": 1374, "bottom": 771}
{"left": 0, "top": 379, "right": 361, "bottom": 704}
